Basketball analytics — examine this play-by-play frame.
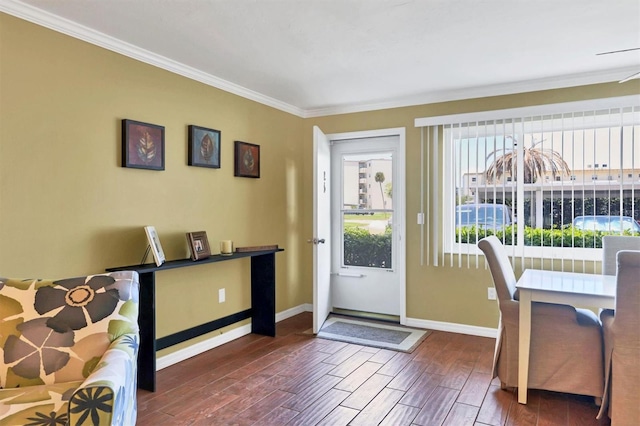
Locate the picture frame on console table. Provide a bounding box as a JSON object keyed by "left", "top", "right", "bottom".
{"left": 122, "top": 119, "right": 165, "bottom": 170}
{"left": 186, "top": 231, "right": 211, "bottom": 261}
{"left": 144, "top": 226, "right": 166, "bottom": 267}
{"left": 234, "top": 141, "right": 260, "bottom": 178}
{"left": 188, "top": 125, "right": 221, "bottom": 168}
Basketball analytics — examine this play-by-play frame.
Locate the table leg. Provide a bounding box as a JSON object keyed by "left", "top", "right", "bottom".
{"left": 251, "top": 253, "right": 276, "bottom": 336}
{"left": 137, "top": 272, "right": 157, "bottom": 392}
{"left": 518, "top": 289, "right": 532, "bottom": 404}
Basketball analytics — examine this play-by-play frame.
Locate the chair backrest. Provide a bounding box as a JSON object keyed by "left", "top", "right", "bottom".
{"left": 615, "top": 251, "right": 640, "bottom": 340}
{"left": 602, "top": 236, "right": 640, "bottom": 275}
{"left": 478, "top": 236, "right": 517, "bottom": 302}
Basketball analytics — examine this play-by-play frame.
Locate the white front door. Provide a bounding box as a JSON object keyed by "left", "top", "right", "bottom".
{"left": 329, "top": 129, "right": 406, "bottom": 322}
{"left": 312, "top": 126, "right": 332, "bottom": 333}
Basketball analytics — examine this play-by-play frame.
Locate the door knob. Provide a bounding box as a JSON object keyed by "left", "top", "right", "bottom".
{"left": 307, "top": 238, "right": 326, "bottom": 244}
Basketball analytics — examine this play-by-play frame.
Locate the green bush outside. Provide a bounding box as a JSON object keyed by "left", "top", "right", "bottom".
{"left": 456, "top": 225, "right": 640, "bottom": 248}
{"left": 344, "top": 226, "right": 392, "bottom": 268}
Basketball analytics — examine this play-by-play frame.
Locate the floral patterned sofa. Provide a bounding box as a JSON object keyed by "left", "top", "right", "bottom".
{"left": 0, "top": 271, "right": 139, "bottom": 425}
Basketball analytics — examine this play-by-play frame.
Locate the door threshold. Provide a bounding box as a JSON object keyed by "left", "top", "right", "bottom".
{"left": 332, "top": 308, "right": 400, "bottom": 324}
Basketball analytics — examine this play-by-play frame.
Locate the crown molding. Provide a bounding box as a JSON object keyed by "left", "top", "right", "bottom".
{"left": 2, "top": 0, "right": 636, "bottom": 119}
{"left": 0, "top": 0, "right": 306, "bottom": 117}
{"left": 301, "top": 66, "right": 638, "bottom": 118}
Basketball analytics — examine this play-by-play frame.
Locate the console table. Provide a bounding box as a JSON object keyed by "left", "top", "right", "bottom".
{"left": 106, "top": 248, "right": 283, "bottom": 391}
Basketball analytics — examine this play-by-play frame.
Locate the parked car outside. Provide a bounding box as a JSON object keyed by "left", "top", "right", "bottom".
{"left": 572, "top": 215, "right": 640, "bottom": 233}
{"left": 455, "top": 203, "right": 513, "bottom": 232}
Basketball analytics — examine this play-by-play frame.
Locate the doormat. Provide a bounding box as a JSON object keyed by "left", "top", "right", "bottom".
{"left": 313, "top": 315, "right": 430, "bottom": 353}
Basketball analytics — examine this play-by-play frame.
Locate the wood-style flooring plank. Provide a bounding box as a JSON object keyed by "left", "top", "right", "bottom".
{"left": 386, "top": 359, "right": 428, "bottom": 391}
{"left": 537, "top": 391, "right": 569, "bottom": 426}
{"left": 327, "top": 350, "right": 374, "bottom": 377}
{"left": 566, "top": 394, "right": 609, "bottom": 426}
{"left": 280, "top": 361, "right": 335, "bottom": 393}
{"left": 425, "top": 347, "right": 462, "bottom": 375}
{"left": 228, "top": 389, "right": 295, "bottom": 424}
{"left": 135, "top": 313, "right": 609, "bottom": 426}
{"left": 475, "top": 384, "right": 515, "bottom": 426}
{"left": 282, "top": 374, "right": 343, "bottom": 411}
{"left": 368, "top": 348, "right": 398, "bottom": 364}
{"left": 156, "top": 376, "right": 239, "bottom": 416}
{"left": 378, "top": 403, "right": 421, "bottom": 425}
{"left": 334, "top": 360, "right": 382, "bottom": 392}
{"left": 286, "top": 388, "right": 350, "bottom": 426}
{"left": 473, "top": 341, "right": 496, "bottom": 374}
{"left": 443, "top": 402, "right": 481, "bottom": 426}
{"left": 315, "top": 405, "right": 360, "bottom": 426}
{"left": 349, "top": 387, "right": 405, "bottom": 425}
{"left": 398, "top": 371, "right": 442, "bottom": 408}
{"left": 412, "top": 386, "right": 460, "bottom": 426}
{"left": 376, "top": 351, "right": 414, "bottom": 376}
{"left": 248, "top": 406, "right": 299, "bottom": 426}
{"left": 439, "top": 357, "right": 475, "bottom": 390}
{"left": 506, "top": 390, "right": 540, "bottom": 426}
{"left": 316, "top": 340, "right": 348, "bottom": 354}
{"left": 164, "top": 391, "right": 239, "bottom": 426}
{"left": 457, "top": 371, "right": 494, "bottom": 407}
{"left": 322, "top": 343, "right": 364, "bottom": 365}
{"left": 340, "top": 373, "right": 393, "bottom": 410}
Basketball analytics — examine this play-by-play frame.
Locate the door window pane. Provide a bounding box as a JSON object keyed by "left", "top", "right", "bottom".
{"left": 342, "top": 153, "right": 393, "bottom": 268}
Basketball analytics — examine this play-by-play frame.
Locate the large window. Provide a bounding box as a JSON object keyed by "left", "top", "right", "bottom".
{"left": 417, "top": 96, "right": 640, "bottom": 265}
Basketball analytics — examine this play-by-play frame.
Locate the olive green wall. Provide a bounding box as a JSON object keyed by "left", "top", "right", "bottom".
{"left": 0, "top": 15, "right": 307, "bottom": 354}
{"left": 304, "top": 83, "right": 639, "bottom": 328}
{"left": 2, "top": 13, "right": 639, "bottom": 357}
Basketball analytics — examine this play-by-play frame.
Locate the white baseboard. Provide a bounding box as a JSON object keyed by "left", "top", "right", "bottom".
{"left": 156, "top": 303, "right": 312, "bottom": 371}
{"left": 405, "top": 317, "right": 498, "bottom": 339}
{"left": 275, "top": 303, "right": 313, "bottom": 322}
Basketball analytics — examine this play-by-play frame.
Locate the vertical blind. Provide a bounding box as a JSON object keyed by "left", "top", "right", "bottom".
{"left": 416, "top": 96, "right": 640, "bottom": 271}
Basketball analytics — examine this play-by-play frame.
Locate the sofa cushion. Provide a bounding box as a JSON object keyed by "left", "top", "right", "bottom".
{"left": 0, "top": 273, "right": 138, "bottom": 388}
{"left": 0, "top": 380, "right": 82, "bottom": 425}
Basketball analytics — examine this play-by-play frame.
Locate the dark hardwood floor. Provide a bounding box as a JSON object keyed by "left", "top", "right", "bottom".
{"left": 136, "top": 312, "right": 608, "bottom": 425}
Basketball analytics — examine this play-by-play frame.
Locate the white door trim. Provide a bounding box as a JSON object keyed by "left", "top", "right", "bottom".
{"left": 327, "top": 127, "right": 407, "bottom": 324}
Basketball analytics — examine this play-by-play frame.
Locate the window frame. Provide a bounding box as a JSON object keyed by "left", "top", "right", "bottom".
{"left": 417, "top": 96, "right": 640, "bottom": 263}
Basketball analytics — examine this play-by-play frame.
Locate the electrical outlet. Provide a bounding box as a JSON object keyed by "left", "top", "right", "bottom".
{"left": 218, "top": 288, "right": 226, "bottom": 303}
{"left": 487, "top": 287, "right": 497, "bottom": 300}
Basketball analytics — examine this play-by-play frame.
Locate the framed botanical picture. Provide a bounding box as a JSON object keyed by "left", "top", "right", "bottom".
{"left": 144, "top": 226, "right": 166, "bottom": 267}
{"left": 234, "top": 141, "right": 260, "bottom": 178}
{"left": 186, "top": 231, "right": 211, "bottom": 261}
{"left": 122, "top": 119, "right": 165, "bottom": 170}
{"left": 188, "top": 125, "right": 221, "bottom": 168}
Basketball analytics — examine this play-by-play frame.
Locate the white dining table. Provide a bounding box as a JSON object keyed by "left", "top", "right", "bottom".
{"left": 515, "top": 269, "right": 616, "bottom": 404}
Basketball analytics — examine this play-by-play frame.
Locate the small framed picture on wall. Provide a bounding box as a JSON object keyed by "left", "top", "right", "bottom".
{"left": 188, "top": 125, "right": 221, "bottom": 168}
{"left": 122, "top": 119, "right": 165, "bottom": 170}
{"left": 234, "top": 141, "right": 260, "bottom": 178}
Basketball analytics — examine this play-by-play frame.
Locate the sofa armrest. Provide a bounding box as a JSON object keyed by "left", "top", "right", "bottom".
{"left": 68, "top": 333, "right": 139, "bottom": 426}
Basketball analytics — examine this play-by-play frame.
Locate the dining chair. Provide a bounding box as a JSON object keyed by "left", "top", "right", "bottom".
{"left": 478, "top": 236, "right": 604, "bottom": 400}
{"left": 597, "top": 250, "right": 640, "bottom": 424}
{"left": 602, "top": 235, "right": 640, "bottom": 275}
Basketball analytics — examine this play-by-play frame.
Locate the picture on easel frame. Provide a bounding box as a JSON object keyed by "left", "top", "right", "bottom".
{"left": 186, "top": 231, "right": 211, "bottom": 261}
{"left": 144, "top": 226, "right": 166, "bottom": 267}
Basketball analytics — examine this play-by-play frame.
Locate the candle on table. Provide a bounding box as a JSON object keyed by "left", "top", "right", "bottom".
{"left": 220, "top": 240, "right": 233, "bottom": 255}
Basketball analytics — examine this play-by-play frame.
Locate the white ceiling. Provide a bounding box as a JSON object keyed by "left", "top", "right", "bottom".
{"left": 3, "top": 0, "right": 640, "bottom": 117}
